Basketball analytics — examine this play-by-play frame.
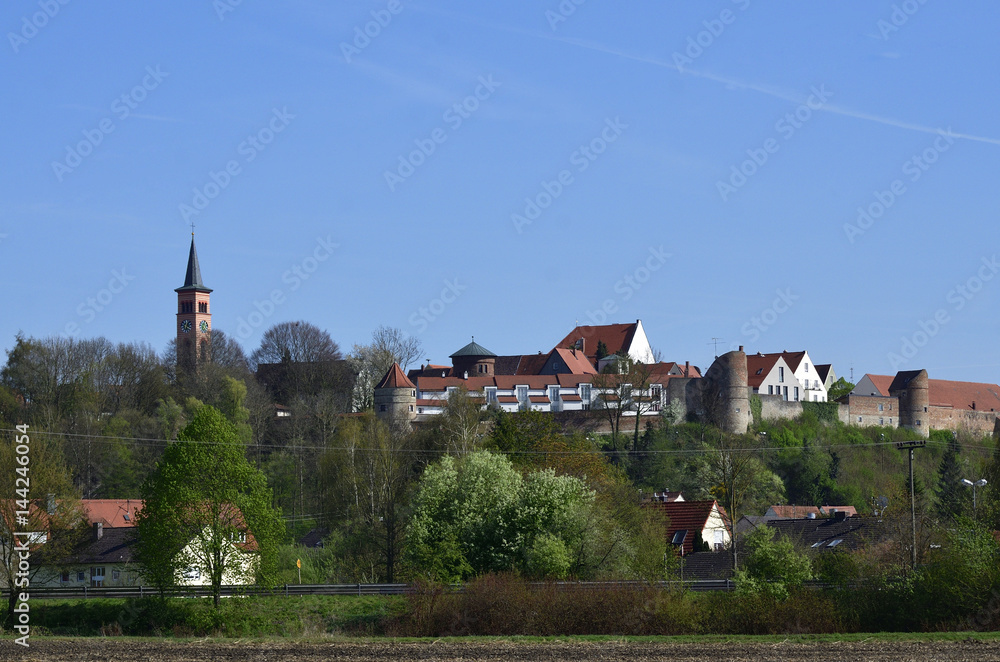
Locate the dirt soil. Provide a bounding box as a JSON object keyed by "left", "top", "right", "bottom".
{"left": 3, "top": 639, "right": 1000, "bottom": 662}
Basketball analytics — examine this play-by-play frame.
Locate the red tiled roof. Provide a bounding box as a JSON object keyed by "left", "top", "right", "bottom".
{"left": 82, "top": 499, "right": 143, "bottom": 528}
{"left": 869, "top": 373, "right": 1000, "bottom": 411}
{"left": 775, "top": 351, "right": 807, "bottom": 372}
{"left": 416, "top": 399, "right": 445, "bottom": 407}
{"left": 497, "top": 396, "right": 518, "bottom": 404}
{"left": 643, "top": 500, "right": 728, "bottom": 556}
{"left": 550, "top": 348, "right": 598, "bottom": 375}
{"left": 860, "top": 374, "right": 895, "bottom": 396}
{"left": 561, "top": 394, "right": 583, "bottom": 402}
{"left": 746, "top": 353, "right": 783, "bottom": 389}
{"left": 553, "top": 323, "right": 638, "bottom": 362}
{"left": 928, "top": 378, "right": 1000, "bottom": 411}
{"left": 528, "top": 395, "right": 550, "bottom": 403}
{"left": 376, "top": 363, "right": 416, "bottom": 389}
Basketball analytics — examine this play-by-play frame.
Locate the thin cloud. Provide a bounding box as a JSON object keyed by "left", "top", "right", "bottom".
{"left": 462, "top": 18, "right": 1000, "bottom": 148}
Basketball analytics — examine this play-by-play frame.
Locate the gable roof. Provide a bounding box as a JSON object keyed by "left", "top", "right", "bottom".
{"left": 815, "top": 364, "right": 833, "bottom": 384}
{"left": 745, "top": 353, "right": 784, "bottom": 389}
{"left": 554, "top": 323, "right": 638, "bottom": 362}
{"left": 775, "top": 351, "right": 807, "bottom": 372}
{"left": 81, "top": 499, "right": 143, "bottom": 528}
{"left": 856, "top": 374, "right": 894, "bottom": 397}
{"left": 376, "top": 363, "right": 416, "bottom": 389}
{"left": 643, "top": 500, "right": 728, "bottom": 556}
{"left": 547, "top": 348, "right": 597, "bottom": 375}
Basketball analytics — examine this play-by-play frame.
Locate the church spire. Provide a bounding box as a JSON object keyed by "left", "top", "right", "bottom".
{"left": 175, "top": 234, "right": 212, "bottom": 293}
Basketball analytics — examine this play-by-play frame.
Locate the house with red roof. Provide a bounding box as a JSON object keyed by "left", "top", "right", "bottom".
{"left": 554, "top": 319, "right": 655, "bottom": 365}
{"left": 643, "top": 499, "right": 731, "bottom": 556}
{"left": 747, "top": 351, "right": 827, "bottom": 402}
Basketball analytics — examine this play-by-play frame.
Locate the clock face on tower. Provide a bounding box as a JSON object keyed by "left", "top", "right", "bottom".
{"left": 200, "top": 320, "right": 209, "bottom": 333}
{"left": 180, "top": 320, "right": 192, "bottom": 333}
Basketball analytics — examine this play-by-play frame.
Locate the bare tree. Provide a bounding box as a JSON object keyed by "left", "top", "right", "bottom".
{"left": 708, "top": 430, "right": 760, "bottom": 569}
{"left": 250, "top": 321, "right": 341, "bottom": 368}
{"left": 349, "top": 327, "right": 422, "bottom": 412}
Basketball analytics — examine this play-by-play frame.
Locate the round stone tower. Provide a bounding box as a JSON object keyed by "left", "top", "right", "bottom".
{"left": 895, "top": 369, "right": 930, "bottom": 437}
{"left": 449, "top": 337, "right": 497, "bottom": 378}
{"left": 374, "top": 363, "right": 417, "bottom": 423}
{"left": 699, "top": 349, "right": 750, "bottom": 434}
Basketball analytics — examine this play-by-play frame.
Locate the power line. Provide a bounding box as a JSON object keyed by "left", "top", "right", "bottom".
{"left": 1, "top": 427, "right": 966, "bottom": 457}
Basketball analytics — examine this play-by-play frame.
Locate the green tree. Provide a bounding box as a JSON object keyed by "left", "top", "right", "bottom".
{"left": 320, "top": 414, "right": 415, "bottom": 583}
{"left": 734, "top": 525, "right": 812, "bottom": 600}
{"left": 1, "top": 426, "right": 86, "bottom": 629}
{"left": 826, "top": 377, "right": 854, "bottom": 402}
{"left": 407, "top": 451, "right": 595, "bottom": 581}
{"left": 935, "top": 438, "right": 965, "bottom": 521}
{"left": 135, "top": 405, "right": 284, "bottom": 607}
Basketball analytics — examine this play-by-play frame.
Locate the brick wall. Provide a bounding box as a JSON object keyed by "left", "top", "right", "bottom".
{"left": 847, "top": 395, "right": 899, "bottom": 428}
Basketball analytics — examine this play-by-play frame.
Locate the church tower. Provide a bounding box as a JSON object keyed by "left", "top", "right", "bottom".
{"left": 175, "top": 234, "right": 212, "bottom": 373}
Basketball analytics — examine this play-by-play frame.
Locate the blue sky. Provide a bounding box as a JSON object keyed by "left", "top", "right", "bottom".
{"left": 3, "top": 1, "right": 999, "bottom": 383}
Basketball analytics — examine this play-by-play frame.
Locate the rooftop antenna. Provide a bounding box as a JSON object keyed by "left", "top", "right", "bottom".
{"left": 708, "top": 337, "right": 724, "bottom": 358}
{"left": 850, "top": 363, "right": 854, "bottom": 382}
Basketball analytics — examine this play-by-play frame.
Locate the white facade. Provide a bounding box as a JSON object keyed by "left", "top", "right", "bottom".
{"left": 792, "top": 351, "right": 828, "bottom": 402}
{"left": 754, "top": 357, "right": 797, "bottom": 401}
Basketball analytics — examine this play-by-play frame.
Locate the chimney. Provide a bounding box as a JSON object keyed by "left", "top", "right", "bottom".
{"left": 93, "top": 522, "right": 103, "bottom": 540}
{"left": 684, "top": 361, "right": 689, "bottom": 377}
{"left": 739, "top": 345, "right": 744, "bottom": 353}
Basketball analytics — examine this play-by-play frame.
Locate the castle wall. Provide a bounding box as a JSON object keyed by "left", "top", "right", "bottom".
{"left": 846, "top": 395, "right": 899, "bottom": 428}
{"left": 927, "top": 406, "right": 1000, "bottom": 437}
{"left": 759, "top": 395, "right": 804, "bottom": 422}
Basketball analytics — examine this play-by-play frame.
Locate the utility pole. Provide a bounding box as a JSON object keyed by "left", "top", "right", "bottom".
{"left": 896, "top": 439, "right": 926, "bottom": 569}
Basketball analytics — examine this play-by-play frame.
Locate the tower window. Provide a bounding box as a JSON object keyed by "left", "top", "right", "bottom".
{"left": 198, "top": 302, "right": 208, "bottom": 313}
{"left": 180, "top": 301, "right": 194, "bottom": 314}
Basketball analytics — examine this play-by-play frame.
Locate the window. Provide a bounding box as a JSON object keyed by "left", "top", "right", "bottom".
{"left": 858, "top": 416, "right": 862, "bottom": 423}
{"left": 804, "top": 363, "right": 809, "bottom": 372}
{"left": 91, "top": 566, "right": 105, "bottom": 587}
{"left": 61, "top": 571, "right": 70, "bottom": 582}
{"left": 580, "top": 384, "right": 592, "bottom": 402}
{"left": 924, "top": 406, "right": 928, "bottom": 412}
{"left": 783, "top": 386, "right": 788, "bottom": 401}
{"left": 516, "top": 386, "right": 528, "bottom": 402}
{"left": 778, "top": 367, "right": 784, "bottom": 382}
{"left": 889, "top": 418, "right": 892, "bottom": 424}
{"left": 378, "top": 404, "right": 387, "bottom": 412}
{"left": 112, "top": 569, "right": 120, "bottom": 581}
{"left": 878, "top": 403, "right": 884, "bottom": 412}
{"left": 828, "top": 539, "right": 843, "bottom": 547}
{"left": 77, "top": 571, "right": 85, "bottom": 581}
{"left": 794, "top": 387, "right": 799, "bottom": 401}
{"left": 485, "top": 387, "right": 497, "bottom": 405}
{"left": 768, "top": 385, "right": 773, "bottom": 395}
{"left": 549, "top": 386, "right": 560, "bottom": 402}
{"left": 879, "top": 418, "right": 884, "bottom": 425}
{"left": 408, "top": 405, "right": 414, "bottom": 412}
{"left": 916, "top": 419, "right": 922, "bottom": 426}
{"left": 198, "top": 302, "right": 208, "bottom": 313}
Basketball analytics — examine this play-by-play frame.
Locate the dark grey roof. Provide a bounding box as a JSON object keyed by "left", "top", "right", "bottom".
{"left": 175, "top": 236, "right": 212, "bottom": 293}
{"left": 450, "top": 339, "right": 496, "bottom": 359}
{"left": 765, "top": 516, "right": 885, "bottom": 552}
{"left": 51, "top": 527, "right": 138, "bottom": 565}
{"left": 678, "top": 551, "right": 733, "bottom": 580}
{"left": 494, "top": 355, "right": 524, "bottom": 375}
